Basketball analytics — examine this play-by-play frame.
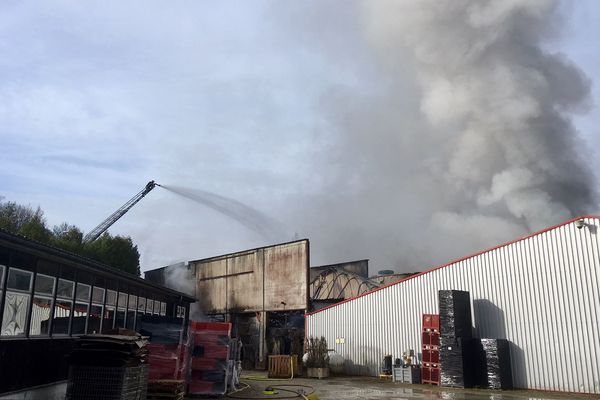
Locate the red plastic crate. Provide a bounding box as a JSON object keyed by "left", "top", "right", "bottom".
{"left": 194, "top": 333, "right": 230, "bottom": 346}
{"left": 191, "top": 358, "right": 226, "bottom": 371}
{"left": 206, "top": 345, "right": 229, "bottom": 359}
{"left": 422, "top": 331, "right": 431, "bottom": 345}
{"left": 190, "top": 321, "right": 231, "bottom": 335}
{"left": 421, "top": 366, "right": 430, "bottom": 381}
{"left": 421, "top": 366, "right": 440, "bottom": 385}
{"left": 422, "top": 314, "right": 440, "bottom": 331}
{"left": 422, "top": 332, "right": 440, "bottom": 349}
{"left": 422, "top": 349, "right": 439, "bottom": 364}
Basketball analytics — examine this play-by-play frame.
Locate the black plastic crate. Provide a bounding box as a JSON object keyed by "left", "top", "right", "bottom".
{"left": 440, "top": 336, "right": 475, "bottom": 388}
{"left": 480, "top": 338, "right": 513, "bottom": 390}
{"left": 438, "top": 290, "right": 473, "bottom": 339}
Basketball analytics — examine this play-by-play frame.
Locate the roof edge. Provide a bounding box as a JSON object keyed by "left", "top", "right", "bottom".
{"left": 0, "top": 229, "right": 196, "bottom": 302}
{"left": 311, "top": 259, "right": 369, "bottom": 269}
{"left": 306, "top": 215, "right": 600, "bottom": 317}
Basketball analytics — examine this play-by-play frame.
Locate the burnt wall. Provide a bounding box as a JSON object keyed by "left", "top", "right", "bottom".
{"left": 193, "top": 240, "right": 309, "bottom": 314}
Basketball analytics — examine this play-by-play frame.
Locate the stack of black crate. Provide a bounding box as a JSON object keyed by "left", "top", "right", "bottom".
{"left": 438, "top": 290, "right": 514, "bottom": 390}
{"left": 438, "top": 290, "right": 475, "bottom": 388}
{"left": 474, "top": 338, "right": 513, "bottom": 390}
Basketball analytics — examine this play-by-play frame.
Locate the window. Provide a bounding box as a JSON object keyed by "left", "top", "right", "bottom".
{"left": 88, "top": 286, "right": 104, "bottom": 334}
{"left": 116, "top": 292, "right": 127, "bottom": 328}
{"left": 137, "top": 297, "right": 146, "bottom": 313}
{"left": 34, "top": 274, "right": 55, "bottom": 295}
{"left": 125, "top": 294, "right": 137, "bottom": 330}
{"left": 76, "top": 283, "right": 91, "bottom": 303}
{"left": 146, "top": 299, "right": 154, "bottom": 315}
{"left": 106, "top": 290, "right": 117, "bottom": 306}
{"left": 102, "top": 307, "right": 115, "bottom": 333}
{"left": 92, "top": 287, "right": 105, "bottom": 304}
{"left": 153, "top": 300, "right": 161, "bottom": 315}
{"left": 160, "top": 302, "right": 166, "bottom": 316}
{"left": 53, "top": 278, "right": 74, "bottom": 335}
{"left": 118, "top": 292, "right": 127, "bottom": 309}
{"left": 103, "top": 289, "right": 117, "bottom": 333}
{"left": 57, "top": 279, "right": 74, "bottom": 299}
{"left": 72, "top": 283, "right": 91, "bottom": 335}
{"left": 7, "top": 268, "right": 33, "bottom": 292}
{"left": 30, "top": 273, "right": 55, "bottom": 336}
{"left": 176, "top": 306, "right": 186, "bottom": 319}
{"left": 1, "top": 268, "right": 33, "bottom": 336}
{"left": 128, "top": 295, "right": 137, "bottom": 310}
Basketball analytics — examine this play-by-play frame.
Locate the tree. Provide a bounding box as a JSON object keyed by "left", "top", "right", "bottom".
{"left": 83, "top": 233, "right": 141, "bottom": 276}
{"left": 50, "top": 223, "right": 84, "bottom": 254}
{"left": 0, "top": 200, "right": 51, "bottom": 243}
{"left": 18, "top": 213, "right": 52, "bottom": 243}
{"left": 0, "top": 198, "right": 142, "bottom": 276}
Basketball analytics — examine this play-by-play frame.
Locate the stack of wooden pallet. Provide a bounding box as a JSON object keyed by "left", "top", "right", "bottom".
{"left": 147, "top": 380, "right": 185, "bottom": 400}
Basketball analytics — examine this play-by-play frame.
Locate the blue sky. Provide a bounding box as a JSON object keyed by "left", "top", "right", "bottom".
{"left": 1, "top": 1, "right": 598, "bottom": 272}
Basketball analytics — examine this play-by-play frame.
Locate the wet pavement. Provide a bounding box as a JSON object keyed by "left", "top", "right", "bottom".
{"left": 221, "top": 376, "right": 593, "bottom": 400}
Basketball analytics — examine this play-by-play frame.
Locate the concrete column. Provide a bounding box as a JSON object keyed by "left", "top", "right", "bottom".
{"left": 258, "top": 311, "right": 267, "bottom": 369}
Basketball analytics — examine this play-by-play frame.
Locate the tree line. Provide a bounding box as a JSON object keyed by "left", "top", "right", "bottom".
{"left": 0, "top": 198, "right": 141, "bottom": 276}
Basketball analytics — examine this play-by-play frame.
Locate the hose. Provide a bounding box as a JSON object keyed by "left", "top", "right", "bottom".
{"left": 228, "top": 358, "right": 315, "bottom": 399}
{"left": 226, "top": 384, "right": 315, "bottom": 399}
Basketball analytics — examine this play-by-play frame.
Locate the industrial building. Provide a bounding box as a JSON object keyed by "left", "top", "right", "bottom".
{"left": 145, "top": 239, "right": 310, "bottom": 371}
{"left": 306, "top": 216, "right": 600, "bottom": 394}
{"left": 0, "top": 229, "right": 195, "bottom": 397}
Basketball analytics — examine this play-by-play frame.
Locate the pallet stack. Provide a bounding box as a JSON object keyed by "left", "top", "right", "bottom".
{"left": 65, "top": 334, "right": 149, "bottom": 400}
{"left": 188, "top": 322, "right": 231, "bottom": 396}
{"left": 147, "top": 380, "right": 186, "bottom": 400}
{"left": 421, "top": 314, "right": 440, "bottom": 385}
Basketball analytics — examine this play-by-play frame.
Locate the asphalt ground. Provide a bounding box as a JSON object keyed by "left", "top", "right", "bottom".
{"left": 211, "top": 375, "right": 594, "bottom": 400}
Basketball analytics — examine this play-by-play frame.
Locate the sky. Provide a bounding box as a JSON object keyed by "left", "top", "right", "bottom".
{"left": 1, "top": 1, "right": 599, "bottom": 274}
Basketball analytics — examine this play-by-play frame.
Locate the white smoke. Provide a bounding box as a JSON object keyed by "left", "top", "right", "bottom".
{"left": 164, "top": 262, "right": 205, "bottom": 321}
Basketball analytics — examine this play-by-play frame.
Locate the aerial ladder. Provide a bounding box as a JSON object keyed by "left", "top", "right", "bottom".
{"left": 82, "top": 180, "right": 160, "bottom": 243}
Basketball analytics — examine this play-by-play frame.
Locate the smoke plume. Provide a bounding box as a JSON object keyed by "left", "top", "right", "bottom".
{"left": 279, "top": 0, "right": 597, "bottom": 271}
{"left": 163, "top": 262, "right": 205, "bottom": 321}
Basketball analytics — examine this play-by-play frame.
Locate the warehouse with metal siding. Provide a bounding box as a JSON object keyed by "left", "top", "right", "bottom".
{"left": 306, "top": 216, "right": 600, "bottom": 394}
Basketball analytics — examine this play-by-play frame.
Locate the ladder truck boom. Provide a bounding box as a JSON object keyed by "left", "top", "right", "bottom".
{"left": 83, "top": 180, "right": 160, "bottom": 243}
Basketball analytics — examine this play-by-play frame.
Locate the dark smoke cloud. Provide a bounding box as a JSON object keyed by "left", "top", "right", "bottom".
{"left": 275, "top": 0, "right": 597, "bottom": 271}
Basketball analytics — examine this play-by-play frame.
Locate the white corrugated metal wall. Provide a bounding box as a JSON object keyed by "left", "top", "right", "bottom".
{"left": 306, "top": 217, "right": 600, "bottom": 394}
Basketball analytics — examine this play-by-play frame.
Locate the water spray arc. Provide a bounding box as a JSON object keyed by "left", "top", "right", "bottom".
{"left": 159, "top": 184, "right": 287, "bottom": 242}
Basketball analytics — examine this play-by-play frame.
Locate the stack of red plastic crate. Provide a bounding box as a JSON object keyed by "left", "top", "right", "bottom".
{"left": 147, "top": 336, "right": 191, "bottom": 381}
{"left": 188, "top": 321, "right": 231, "bottom": 396}
{"left": 421, "top": 314, "right": 440, "bottom": 385}
{"left": 143, "top": 317, "right": 192, "bottom": 382}
{"left": 147, "top": 343, "right": 180, "bottom": 380}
